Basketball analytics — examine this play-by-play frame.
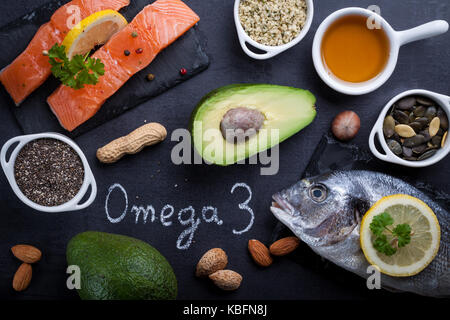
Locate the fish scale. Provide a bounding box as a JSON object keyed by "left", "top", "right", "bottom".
{"left": 271, "top": 170, "right": 449, "bottom": 297}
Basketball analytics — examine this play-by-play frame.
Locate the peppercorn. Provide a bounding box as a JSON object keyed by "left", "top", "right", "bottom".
{"left": 42, "top": 50, "right": 49, "bottom": 56}
{"left": 131, "top": 31, "right": 138, "bottom": 38}
{"left": 136, "top": 48, "right": 143, "bottom": 54}
{"left": 124, "top": 50, "right": 131, "bottom": 56}
{"left": 180, "top": 68, "right": 187, "bottom": 76}
{"left": 147, "top": 73, "right": 155, "bottom": 81}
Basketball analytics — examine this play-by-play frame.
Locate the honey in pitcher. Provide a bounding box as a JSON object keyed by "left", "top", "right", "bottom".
{"left": 321, "top": 15, "right": 390, "bottom": 83}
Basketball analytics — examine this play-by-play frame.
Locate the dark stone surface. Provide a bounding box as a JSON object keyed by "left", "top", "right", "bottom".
{"left": 0, "top": 0, "right": 449, "bottom": 300}
{"left": 0, "top": 0, "right": 209, "bottom": 137}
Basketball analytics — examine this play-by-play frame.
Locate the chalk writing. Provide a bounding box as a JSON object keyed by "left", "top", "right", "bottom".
{"left": 104, "top": 182, "right": 254, "bottom": 250}
{"left": 161, "top": 205, "right": 174, "bottom": 226}
{"left": 177, "top": 206, "right": 201, "bottom": 250}
{"left": 105, "top": 183, "right": 128, "bottom": 223}
{"left": 132, "top": 205, "right": 155, "bottom": 224}
{"left": 202, "top": 206, "right": 223, "bottom": 225}
{"left": 231, "top": 183, "right": 254, "bottom": 235}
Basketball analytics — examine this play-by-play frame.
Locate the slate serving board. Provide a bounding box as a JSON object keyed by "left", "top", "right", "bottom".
{"left": 0, "top": 0, "right": 209, "bottom": 137}
{"left": 272, "top": 133, "right": 450, "bottom": 295}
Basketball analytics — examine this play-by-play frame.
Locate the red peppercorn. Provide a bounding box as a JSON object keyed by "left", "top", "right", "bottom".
{"left": 180, "top": 68, "right": 187, "bottom": 75}
{"left": 136, "top": 48, "right": 143, "bottom": 54}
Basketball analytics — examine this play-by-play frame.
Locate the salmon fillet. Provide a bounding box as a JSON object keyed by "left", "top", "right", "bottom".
{"left": 48, "top": 0, "right": 200, "bottom": 131}
{"left": 0, "top": 0, "right": 130, "bottom": 105}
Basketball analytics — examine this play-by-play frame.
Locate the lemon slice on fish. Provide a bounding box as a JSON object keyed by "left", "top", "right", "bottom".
{"left": 62, "top": 10, "right": 128, "bottom": 59}
{"left": 360, "top": 194, "right": 440, "bottom": 277}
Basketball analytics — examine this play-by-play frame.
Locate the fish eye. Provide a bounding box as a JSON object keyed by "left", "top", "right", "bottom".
{"left": 309, "top": 184, "right": 327, "bottom": 202}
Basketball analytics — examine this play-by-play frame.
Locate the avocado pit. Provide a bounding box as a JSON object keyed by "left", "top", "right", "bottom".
{"left": 220, "top": 107, "right": 265, "bottom": 143}
{"left": 190, "top": 84, "right": 317, "bottom": 166}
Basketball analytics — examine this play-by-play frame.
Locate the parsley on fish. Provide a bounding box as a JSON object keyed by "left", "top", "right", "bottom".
{"left": 370, "top": 212, "right": 412, "bottom": 256}
{"left": 48, "top": 43, "right": 104, "bottom": 89}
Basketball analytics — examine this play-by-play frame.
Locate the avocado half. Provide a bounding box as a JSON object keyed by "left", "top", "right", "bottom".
{"left": 189, "top": 84, "right": 317, "bottom": 165}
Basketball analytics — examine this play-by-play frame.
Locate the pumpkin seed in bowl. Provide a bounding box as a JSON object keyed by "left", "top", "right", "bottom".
{"left": 383, "top": 95, "right": 449, "bottom": 161}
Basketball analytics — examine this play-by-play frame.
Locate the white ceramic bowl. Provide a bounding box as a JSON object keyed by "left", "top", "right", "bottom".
{"left": 312, "top": 7, "right": 449, "bottom": 95}
{"left": 234, "top": 0, "right": 314, "bottom": 60}
{"left": 369, "top": 89, "right": 450, "bottom": 167}
{"left": 0, "top": 133, "right": 97, "bottom": 212}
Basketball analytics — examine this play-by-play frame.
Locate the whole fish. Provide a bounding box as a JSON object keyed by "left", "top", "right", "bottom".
{"left": 271, "top": 170, "right": 449, "bottom": 297}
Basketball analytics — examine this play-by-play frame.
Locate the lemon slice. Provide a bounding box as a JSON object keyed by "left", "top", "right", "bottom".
{"left": 62, "top": 10, "right": 128, "bottom": 59}
{"left": 360, "top": 194, "right": 440, "bottom": 277}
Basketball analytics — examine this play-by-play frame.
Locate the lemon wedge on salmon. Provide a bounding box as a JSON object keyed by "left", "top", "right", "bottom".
{"left": 360, "top": 194, "right": 440, "bottom": 277}
{"left": 62, "top": 10, "right": 128, "bottom": 59}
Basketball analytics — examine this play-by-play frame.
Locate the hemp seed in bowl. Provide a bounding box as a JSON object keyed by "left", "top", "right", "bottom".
{"left": 14, "top": 138, "right": 84, "bottom": 207}
{"left": 239, "top": 0, "right": 308, "bottom": 46}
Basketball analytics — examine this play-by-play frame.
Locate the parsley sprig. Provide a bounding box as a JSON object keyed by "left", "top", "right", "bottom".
{"left": 48, "top": 43, "right": 105, "bottom": 89}
{"left": 369, "top": 212, "right": 412, "bottom": 256}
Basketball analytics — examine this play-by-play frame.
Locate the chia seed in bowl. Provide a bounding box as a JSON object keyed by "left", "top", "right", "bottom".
{"left": 14, "top": 138, "right": 84, "bottom": 207}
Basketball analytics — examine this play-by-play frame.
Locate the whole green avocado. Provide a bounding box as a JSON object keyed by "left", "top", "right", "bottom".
{"left": 66, "top": 231, "right": 177, "bottom": 300}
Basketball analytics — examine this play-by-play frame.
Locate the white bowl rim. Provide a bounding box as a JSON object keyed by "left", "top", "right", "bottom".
{"left": 369, "top": 89, "right": 450, "bottom": 167}
{"left": 0, "top": 132, "right": 97, "bottom": 213}
{"left": 312, "top": 7, "right": 400, "bottom": 96}
{"left": 234, "top": 0, "right": 314, "bottom": 59}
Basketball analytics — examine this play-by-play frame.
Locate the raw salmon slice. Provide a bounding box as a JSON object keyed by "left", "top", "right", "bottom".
{"left": 48, "top": 0, "right": 199, "bottom": 132}
{"left": 0, "top": 0, "right": 130, "bottom": 105}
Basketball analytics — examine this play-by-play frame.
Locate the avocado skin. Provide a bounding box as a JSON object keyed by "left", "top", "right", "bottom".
{"left": 189, "top": 84, "right": 317, "bottom": 165}
{"left": 189, "top": 84, "right": 316, "bottom": 131}
{"left": 66, "top": 231, "right": 177, "bottom": 300}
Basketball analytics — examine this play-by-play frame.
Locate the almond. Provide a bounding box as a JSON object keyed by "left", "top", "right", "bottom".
{"left": 269, "top": 237, "right": 300, "bottom": 256}
{"left": 196, "top": 248, "right": 228, "bottom": 277}
{"left": 13, "top": 263, "right": 32, "bottom": 292}
{"left": 11, "top": 244, "right": 42, "bottom": 263}
{"left": 209, "top": 270, "right": 242, "bottom": 291}
{"left": 248, "top": 239, "right": 272, "bottom": 267}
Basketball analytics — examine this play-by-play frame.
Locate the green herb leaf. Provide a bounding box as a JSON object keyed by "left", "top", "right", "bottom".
{"left": 373, "top": 234, "right": 397, "bottom": 256}
{"left": 369, "top": 212, "right": 412, "bottom": 256}
{"left": 393, "top": 224, "right": 412, "bottom": 247}
{"left": 48, "top": 43, "right": 104, "bottom": 89}
{"left": 369, "top": 212, "right": 394, "bottom": 236}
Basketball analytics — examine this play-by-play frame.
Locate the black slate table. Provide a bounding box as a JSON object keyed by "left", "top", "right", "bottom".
{"left": 0, "top": 0, "right": 449, "bottom": 300}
